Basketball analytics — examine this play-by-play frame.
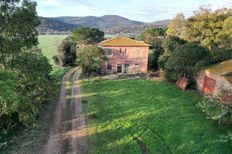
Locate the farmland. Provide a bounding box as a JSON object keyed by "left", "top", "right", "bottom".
{"left": 38, "top": 35, "right": 67, "bottom": 64}
{"left": 80, "top": 78, "right": 232, "bottom": 154}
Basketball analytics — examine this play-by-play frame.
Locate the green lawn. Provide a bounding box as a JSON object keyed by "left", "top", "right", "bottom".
{"left": 38, "top": 35, "right": 67, "bottom": 64}
{"left": 80, "top": 78, "right": 232, "bottom": 154}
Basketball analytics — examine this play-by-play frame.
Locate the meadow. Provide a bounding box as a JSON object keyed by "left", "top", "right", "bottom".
{"left": 81, "top": 78, "right": 232, "bottom": 154}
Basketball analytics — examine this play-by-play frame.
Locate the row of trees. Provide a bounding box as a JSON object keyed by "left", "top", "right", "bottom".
{"left": 0, "top": 1, "right": 54, "bottom": 130}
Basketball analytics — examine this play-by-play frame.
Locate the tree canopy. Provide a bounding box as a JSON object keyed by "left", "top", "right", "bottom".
{"left": 77, "top": 45, "right": 106, "bottom": 76}
{"left": 71, "top": 27, "right": 104, "bottom": 45}
{"left": 166, "top": 13, "right": 186, "bottom": 38}
{"left": 165, "top": 43, "right": 212, "bottom": 81}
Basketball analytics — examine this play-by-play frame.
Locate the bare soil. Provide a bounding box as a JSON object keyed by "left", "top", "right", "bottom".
{"left": 44, "top": 68, "right": 87, "bottom": 154}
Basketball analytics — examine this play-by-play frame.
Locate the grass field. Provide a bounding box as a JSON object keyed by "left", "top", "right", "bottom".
{"left": 38, "top": 35, "right": 67, "bottom": 64}
{"left": 81, "top": 78, "right": 232, "bottom": 154}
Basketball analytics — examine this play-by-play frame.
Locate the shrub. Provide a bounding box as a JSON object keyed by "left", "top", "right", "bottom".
{"left": 165, "top": 43, "right": 212, "bottom": 81}
{"left": 158, "top": 36, "right": 186, "bottom": 70}
{"left": 212, "top": 49, "right": 232, "bottom": 63}
{"left": 197, "top": 93, "right": 232, "bottom": 125}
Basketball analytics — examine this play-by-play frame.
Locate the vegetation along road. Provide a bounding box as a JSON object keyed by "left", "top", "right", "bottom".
{"left": 45, "top": 67, "right": 87, "bottom": 154}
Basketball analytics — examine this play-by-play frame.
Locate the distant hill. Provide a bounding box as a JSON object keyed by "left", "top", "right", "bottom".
{"left": 38, "top": 17, "right": 77, "bottom": 34}
{"left": 50, "top": 15, "right": 145, "bottom": 29}
{"left": 38, "top": 15, "right": 170, "bottom": 36}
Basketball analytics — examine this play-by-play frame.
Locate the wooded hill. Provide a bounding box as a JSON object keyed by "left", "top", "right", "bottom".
{"left": 38, "top": 15, "right": 170, "bottom": 36}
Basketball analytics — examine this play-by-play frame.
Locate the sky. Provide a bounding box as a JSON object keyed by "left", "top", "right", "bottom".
{"left": 37, "top": 0, "right": 232, "bottom": 22}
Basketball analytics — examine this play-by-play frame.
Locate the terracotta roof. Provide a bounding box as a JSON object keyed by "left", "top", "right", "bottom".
{"left": 206, "top": 59, "right": 232, "bottom": 83}
{"left": 98, "top": 36, "right": 150, "bottom": 47}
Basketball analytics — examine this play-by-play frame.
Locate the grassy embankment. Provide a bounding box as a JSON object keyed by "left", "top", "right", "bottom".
{"left": 81, "top": 78, "right": 232, "bottom": 154}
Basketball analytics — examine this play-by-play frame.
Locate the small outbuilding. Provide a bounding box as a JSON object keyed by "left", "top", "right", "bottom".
{"left": 195, "top": 59, "right": 232, "bottom": 96}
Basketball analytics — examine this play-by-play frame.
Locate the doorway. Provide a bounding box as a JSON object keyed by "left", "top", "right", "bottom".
{"left": 124, "top": 64, "right": 129, "bottom": 74}
{"left": 117, "top": 65, "right": 122, "bottom": 73}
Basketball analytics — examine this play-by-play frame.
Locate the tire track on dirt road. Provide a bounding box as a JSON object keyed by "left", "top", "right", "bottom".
{"left": 44, "top": 68, "right": 87, "bottom": 154}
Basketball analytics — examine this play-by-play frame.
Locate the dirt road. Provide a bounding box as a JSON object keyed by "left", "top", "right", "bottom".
{"left": 44, "top": 68, "right": 87, "bottom": 154}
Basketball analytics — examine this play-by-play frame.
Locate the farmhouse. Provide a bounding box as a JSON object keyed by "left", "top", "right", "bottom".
{"left": 98, "top": 37, "right": 150, "bottom": 74}
{"left": 195, "top": 59, "right": 232, "bottom": 96}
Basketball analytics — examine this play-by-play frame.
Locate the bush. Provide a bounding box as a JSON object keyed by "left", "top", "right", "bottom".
{"left": 162, "top": 35, "right": 186, "bottom": 56}
{"left": 212, "top": 49, "right": 232, "bottom": 63}
{"left": 158, "top": 36, "right": 186, "bottom": 70}
{"left": 197, "top": 93, "right": 232, "bottom": 125}
{"left": 165, "top": 43, "right": 212, "bottom": 81}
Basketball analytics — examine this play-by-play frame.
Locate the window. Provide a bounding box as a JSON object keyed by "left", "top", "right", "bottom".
{"left": 105, "top": 48, "right": 113, "bottom": 56}
{"left": 124, "top": 48, "right": 127, "bottom": 54}
{"left": 119, "top": 48, "right": 123, "bottom": 54}
{"left": 135, "top": 49, "right": 140, "bottom": 57}
{"left": 107, "top": 63, "right": 112, "bottom": 70}
{"left": 135, "top": 63, "right": 140, "bottom": 73}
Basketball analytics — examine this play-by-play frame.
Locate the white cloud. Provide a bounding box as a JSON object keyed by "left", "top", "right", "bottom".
{"left": 37, "top": 0, "right": 232, "bottom": 22}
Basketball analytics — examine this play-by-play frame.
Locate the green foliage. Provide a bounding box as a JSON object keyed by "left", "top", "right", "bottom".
{"left": 166, "top": 13, "right": 186, "bottom": 38}
{"left": 0, "top": 0, "right": 40, "bottom": 67}
{"left": 0, "top": 50, "right": 54, "bottom": 130}
{"left": 165, "top": 43, "right": 211, "bottom": 81}
{"left": 198, "top": 94, "right": 232, "bottom": 125}
{"left": 139, "top": 28, "right": 165, "bottom": 47}
{"left": 0, "top": 1, "right": 54, "bottom": 131}
{"left": 71, "top": 27, "right": 104, "bottom": 45}
{"left": 212, "top": 49, "right": 232, "bottom": 64}
{"left": 184, "top": 8, "right": 232, "bottom": 50}
{"left": 77, "top": 45, "right": 106, "bottom": 75}
{"left": 53, "top": 36, "right": 77, "bottom": 67}
{"left": 158, "top": 36, "right": 186, "bottom": 70}
{"left": 220, "top": 132, "right": 232, "bottom": 145}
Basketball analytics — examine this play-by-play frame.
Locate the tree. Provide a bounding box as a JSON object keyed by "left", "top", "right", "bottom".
{"left": 165, "top": 43, "right": 211, "bottom": 82}
{"left": 0, "top": 0, "right": 40, "bottom": 68}
{"left": 139, "top": 28, "right": 165, "bottom": 47}
{"left": 71, "top": 27, "right": 104, "bottom": 45}
{"left": 53, "top": 36, "right": 77, "bottom": 67}
{"left": 184, "top": 8, "right": 232, "bottom": 50}
{"left": 166, "top": 13, "right": 186, "bottom": 38}
{"left": 158, "top": 36, "right": 186, "bottom": 70}
{"left": 77, "top": 45, "right": 106, "bottom": 75}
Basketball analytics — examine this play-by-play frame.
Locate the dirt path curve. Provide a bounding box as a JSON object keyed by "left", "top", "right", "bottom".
{"left": 44, "top": 68, "right": 87, "bottom": 154}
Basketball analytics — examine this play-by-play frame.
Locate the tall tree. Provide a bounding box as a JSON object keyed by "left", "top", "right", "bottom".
{"left": 72, "top": 27, "right": 104, "bottom": 45}
{"left": 0, "top": 0, "right": 40, "bottom": 67}
{"left": 184, "top": 8, "right": 232, "bottom": 50}
{"left": 166, "top": 13, "right": 186, "bottom": 38}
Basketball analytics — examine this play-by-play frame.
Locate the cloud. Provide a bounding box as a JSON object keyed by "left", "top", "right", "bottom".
{"left": 37, "top": 0, "right": 232, "bottom": 22}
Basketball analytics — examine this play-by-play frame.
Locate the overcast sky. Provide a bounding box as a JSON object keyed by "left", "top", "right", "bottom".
{"left": 37, "top": 0, "right": 232, "bottom": 22}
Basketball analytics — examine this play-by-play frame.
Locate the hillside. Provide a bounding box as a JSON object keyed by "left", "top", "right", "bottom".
{"left": 50, "top": 15, "right": 145, "bottom": 29}
{"left": 38, "top": 15, "right": 170, "bottom": 36}
{"left": 38, "top": 17, "right": 77, "bottom": 33}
